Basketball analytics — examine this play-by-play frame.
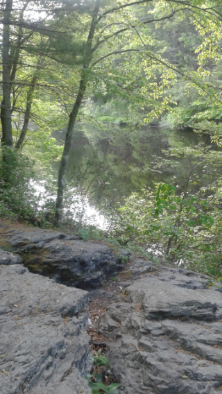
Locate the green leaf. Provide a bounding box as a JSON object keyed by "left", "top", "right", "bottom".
{"left": 107, "top": 383, "right": 120, "bottom": 393}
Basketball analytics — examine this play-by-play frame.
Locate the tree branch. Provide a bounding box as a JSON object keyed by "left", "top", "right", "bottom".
{"left": 91, "top": 48, "right": 142, "bottom": 67}
{"left": 132, "top": 24, "right": 222, "bottom": 103}
{"left": 97, "top": 0, "right": 153, "bottom": 23}
{"left": 96, "top": 0, "right": 221, "bottom": 24}
{"left": 93, "top": 8, "right": 188, "bottom": 52}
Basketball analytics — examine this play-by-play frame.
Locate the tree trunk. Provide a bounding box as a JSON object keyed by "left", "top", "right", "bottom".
{"left": 15, "top": 57, "right": 42, "bottom": 149}
{"left": 10, "top": 1, "right": 31, "bottom": 85}
{"left": 1, "top": 0, "right": 13, "bottom": 148}
{"left": 54, "top": 71, "right": 88, "bottom": 225}
{"left": 54, "top": 0, "right": 101, "bottom": 226}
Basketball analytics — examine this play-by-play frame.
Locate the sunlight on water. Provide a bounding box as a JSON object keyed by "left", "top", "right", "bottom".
{"left": 147, "top": 244, "right": 164, "bottom": 257}
{"left": 30, "top": 181, "right": 109, "bottom": 230}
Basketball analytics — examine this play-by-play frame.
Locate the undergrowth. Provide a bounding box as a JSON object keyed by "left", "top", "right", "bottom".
{"left": 112, "top": 182, "right": 222, "bottom": 278}
{"left": 87, "top": 349, "right": 119, "bottom": 394}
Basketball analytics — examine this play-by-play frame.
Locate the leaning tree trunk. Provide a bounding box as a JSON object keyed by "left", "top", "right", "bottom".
{"left": 15, "top": 57, "right": 42, "bottom": 149}
{"left": 54, "top": 0, "right": 101, "bottom": 226}
{"left": 1, "top": 0, "right": 13, "bottom": 148}
{"left": 54, "top": 72, "right": 87, "bottom": 225}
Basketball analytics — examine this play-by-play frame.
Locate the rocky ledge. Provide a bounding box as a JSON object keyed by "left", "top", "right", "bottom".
{"left": 1, "top": 222, "right": 222, "bottom": 394}
{"left": 97, "top": 267, "right": 222, "bottom": 394}
{"left": 0, "top": 252, "right": 91, "bottom": 394}
{"left": 0, "top": 226, "right": 123, "bottom": 288}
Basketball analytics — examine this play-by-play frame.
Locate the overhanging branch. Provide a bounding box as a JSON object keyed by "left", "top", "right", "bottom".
{"left": 93, "top": 8, "right": 188, "bottom": 52}
{"left": 96, "top": 0, "right": 222, "bottom": 25}
{"left": 91, "top": 48, "right": 142, "bottom": 67}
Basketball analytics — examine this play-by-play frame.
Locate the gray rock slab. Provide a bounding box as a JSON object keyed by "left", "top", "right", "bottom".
{"left": 0, "top": 248, "right": 22, "bottom": 265}
{"left": 5, "top": 228, "right": 123, "bottom": 288}
{"left": 128, "top": 275, "right": 222, "bottom": 321}
{"left": 98, "top": 268, "right": 222, "bottom": 394}
{"left": 123, "top": 258, "right": 154, "bottom": 280}
{"left": 157, "top": 268, "right": 209, "bottom": 289}
{"left": 8, "top": 229, "right": 80, "bottom": 247}
{"left": 0, "top": 264, "right": 92, "bottom": 394}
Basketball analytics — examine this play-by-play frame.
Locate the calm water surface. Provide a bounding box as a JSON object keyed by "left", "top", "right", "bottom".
{"left": 50, "top": 125, "right": 218, "bottom": 228}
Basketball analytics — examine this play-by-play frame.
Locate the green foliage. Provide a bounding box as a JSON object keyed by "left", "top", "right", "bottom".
{"left": 87, "top": 350, "right": 119, "bottom": 394}
{"left": 93, "top": 349, "right": 110, "bottom": 368}
{"left": 77, "top": 227, "right": 95, "bottom": 241}
{"left": 110, "top": 276, "right": 118, "bottom": 282}
{"left": 0, "top": 148, "right": 39, "bottom": 221}
{"left": 114, "top": 182, "right": 222, "bottom": 277}
{"left": 89, "top": 383, "right": 119, "bottom": 394}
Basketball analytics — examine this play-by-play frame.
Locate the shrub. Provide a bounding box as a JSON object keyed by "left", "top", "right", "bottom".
{"left": 0, "top": 148, "right": 39, "bottom": 221}
{"left": 113, "top": 182, "right": 222, "bottom": 277}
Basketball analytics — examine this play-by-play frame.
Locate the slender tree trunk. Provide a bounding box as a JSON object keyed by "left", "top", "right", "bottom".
{"left": 1, "top": 0, "right": 13, "bottom": 148}
{"left": 10, "top": 1, "right": 33, "bottom": 116}
{"left": 1, "top": 0, "right": 32, "bottom": 148}
{"left": 54, "top": 0, "right": 101, "bottom": 226}
{"left": 10, "top": 1, "right": 31, "bottom": 80}
{"left": 15, "top": 57, "right": 42, "bottom": 149}
{"left": 54, "top": 74, "right": 87, "bottom": 225}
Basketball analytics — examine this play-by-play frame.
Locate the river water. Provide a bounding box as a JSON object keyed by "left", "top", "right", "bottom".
{"left": 49, "top": 124, "right": 218, "bottom": 229}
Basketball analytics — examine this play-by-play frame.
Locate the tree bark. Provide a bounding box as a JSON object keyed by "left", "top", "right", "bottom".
{"left": 15, "top": 57, "right": 43, "bottom": 149}
{"left": 10, "top": 0, "right": 31, "bottom": 86}
{"left": 1, "top": 0, "right": 13, "bottom": 147}
{"left": 54, "top": 0, "right": 101, "bottom": 226}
